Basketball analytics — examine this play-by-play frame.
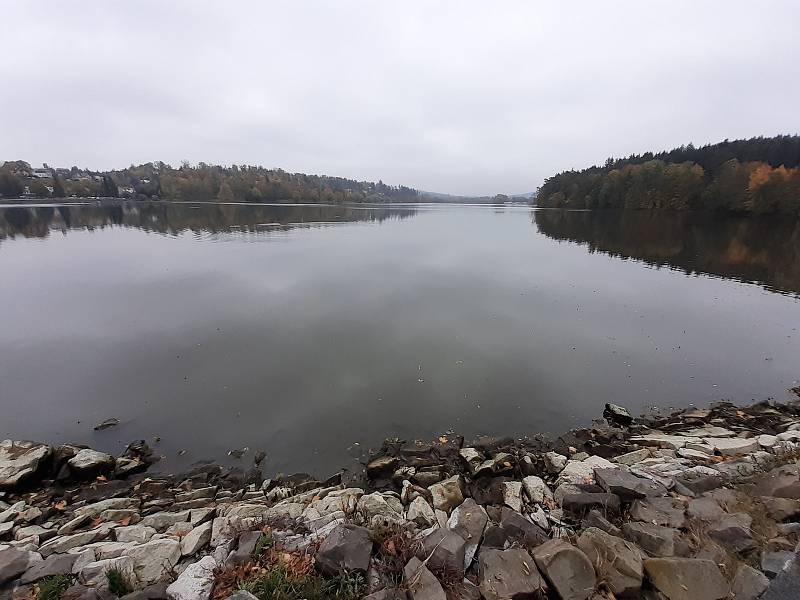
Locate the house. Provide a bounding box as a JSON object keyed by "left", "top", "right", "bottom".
{"left": 118, "top": 186, "right": 135, "bottom": 196}
{"left": 32, "top": 168, "right": 51, "bottom": 179}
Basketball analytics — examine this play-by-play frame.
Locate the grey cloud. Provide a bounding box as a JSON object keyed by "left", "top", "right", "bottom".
{"left": 1, "top": 1, "right": 798, "bottom": 195}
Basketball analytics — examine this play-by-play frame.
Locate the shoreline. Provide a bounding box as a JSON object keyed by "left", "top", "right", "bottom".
{"left": 1, "top": 394, "right": 800, "bottom": 598}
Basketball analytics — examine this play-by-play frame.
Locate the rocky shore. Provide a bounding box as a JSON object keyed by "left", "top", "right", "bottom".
{"left": 2, "top": 398, "right": 800, "bottom": 600}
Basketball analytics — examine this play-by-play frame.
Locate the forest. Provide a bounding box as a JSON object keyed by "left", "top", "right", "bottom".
{"left": 536, "top": 135, "right": 800, "bottom": 214}
{"left": 0, "top": 161, "right": 420, "bottom": 204}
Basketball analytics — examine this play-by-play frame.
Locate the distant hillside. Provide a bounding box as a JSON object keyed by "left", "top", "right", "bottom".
{"left": 537, "top": 135, "right": 800, "bottom": 214}
{"left": 0, "top": 161, "right": 420, "bottom": 204}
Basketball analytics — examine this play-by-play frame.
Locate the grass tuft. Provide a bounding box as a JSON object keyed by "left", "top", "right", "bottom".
{"left": 37, "top": 574, "right": 74, "bottom": 600}
{"left": 106, "top": 567, "right": 133, "bottom": 597}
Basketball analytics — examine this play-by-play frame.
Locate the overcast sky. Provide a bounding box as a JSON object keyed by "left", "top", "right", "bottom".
{"left": 2, "top": 1, "right": 799, "bottom": 195}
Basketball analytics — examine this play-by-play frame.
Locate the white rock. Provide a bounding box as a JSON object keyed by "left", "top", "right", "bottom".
{"left": 705, "top": 437, "right": 759, "bottom": 456}
{"left": 166, "top": 555, "right": 216, "bottom": 600}
{"left": 139, "top": 510, "right": 191, "bottom": 531}
{"left": 0, "top": 440, "right": 51, "bottom": 488}
{"left": 522, "top": 476, "right": 550, "bottom": 504}
{"left": 357, "top": 492, "right": 403, "bottom": 520}
{"left": 114, "top": 525, "right": 156, "bottom": 544}
{"left": 68, "top": 449, "right": 114, "bottom": 473}
{"left": 556, "top": 455, "right": 615, "bottom": 486}
{"left": 612, "top": 449, "right": 652, "bottom": 466}
{"left": 428, "top": 475, "right": 464, "bottom": 513}
{"left": 544, "top": 452, "right": 568, "bottom": 474}
{"left": 39, "top": 525, "right": 114, "bottom": 557}
{"left": 677, "top": 448, "right": 713, "bottom": 461}
{"left": 406, "top": 497, "right": 436, "bottom": 527}
{"left": 758, "top": 434, "right": 778, "bottom": 449}
{"left": 629, "top": 434, "right": 693, "bottom": 450}
{"left": 502, "top": 481, "right": 523, "bottom": 512}
{"left": 680, "top": 426, "right": 736, "bottom": 438}
{"left": 777, "top": 430, "right": 800, "bottom": 442}
{"left": 0, "top": 501, "right": 25, "bottom": 524}
{"left": 181, "top": 521, "right": 212, "bottom": 556}
{"left": 74, "top": 498, "right": 140, "bottom": 519}
{"left": 123, "top": 538, "right": 181, "bottom": 585}
{"left": 529, "top": 506, "right": 549, "bottom": 530}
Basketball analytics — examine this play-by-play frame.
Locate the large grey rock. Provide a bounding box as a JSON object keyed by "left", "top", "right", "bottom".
{"left": 707, "top": 513, "right": 757, "bottom": 554}
{"left": 0, "top": 500, "right": 25, "bottom": 524}
{"left": 706, "top": 437, "right": 759, "bottom": 456}
{"left": 181, "top": 521, "right": 212, "bottom": 556}
{"left": 761, "top": 551, "right": 795, "bottom": 578}
{"left": 447, "top": 498, "right": 487, "bottom": 569}
{"left": 686, "top": 496, "right": 724, "bottom": 521}
{"left": 604, "top": 402, "right": 633, "bottom": 425}
{"left": 123, "top": 538, "right": 181, "bottom": 585}
{"left": 556, "top": 456, "right": 615, "bottom": 486}
{"left": 577, "top": 527, "right": 643, "bottom": 597}
{"left": 629, "top": 497, "right": 686, "bottom": 528}
{"left": 594, "top": 468, "right": 667, "bottom": 499}
{"left": 166, "top": 555, "right": 216, "bottom": 600}
{"left": 730, "top": 563, "right": 769, "bottom": 600}
{"left": 39, "top": 526, "right": 114, "bottom": 556}
{"left": 502, "top": 480, "right": 523, "bottom": 512}
{"left": 545, "top": 451, "right": 568, "bottom": 474}
{"left": 0, "top": 547, "right": 41, "bottom": 584}
{"left": 79, "top": 555, "right": 137, "bottom": 589}
{"left": 643, "top": 558, "right": 728, "bottom": 600}
{"left": 582, "top": 509, "right": 622, "bottom": 537}
{"left": 139, "top": 510, "right": 190, "bottom": 531}
{"left": 761, "top": 496, "right": 800, "bottom": 521}
{"left": 20, "top": 552, "right": 77, "bottom": 584}
{"left": 499, "top": 507, "right": 548, "bottom": 548}
{"left": 422, "top": 529, "right": 467, "bottom": 574}
{"left": 522, "top": 475, "right": 551, "bottom": 504}
{"left": 532, "top": 538, "right": 596, "bottom": 600}
{"left": 315, "top": 523, "right": 372, "bottom": 575}
{"left": 358, "top": 492, "right": 404, "bottom": 521}
{"left": 114, "top": 525, "right": 156, "bottom": 544}
{"left": 477, "top": 548, "right": 546, "bottom": 600}
{"left": 562, "top": 492, "right": 621, "bottom": 515}
{"left": 762, "top": 553, "right": 800, "bottom": 599}
{"left": 0, "top": 440, "right": 51, "bottom": 489}
{"left": 622, "top": 522, "right": 688, "bottom": 558}
{"left": 74, "top": 497, "right": 140, "bottom": 519}
{"left": 404, "top": 556, "right": 446, "bottom": 600}
{"left": 428, "top": 475, "right": 464, "bottom": 513}
{"left": 68, "top": 448, "right": 115, "bottom": 475}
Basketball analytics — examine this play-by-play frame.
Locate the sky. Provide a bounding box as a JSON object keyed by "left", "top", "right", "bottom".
{"left": 2, "top": 1, "right": 799, "bottom": 196}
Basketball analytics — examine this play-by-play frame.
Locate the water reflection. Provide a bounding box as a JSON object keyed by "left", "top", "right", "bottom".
{"left": 0, "top": 201, "right": 416, "bottom": 241}
{"left": 534, "top": 210, "right": 800, "bottom": 296}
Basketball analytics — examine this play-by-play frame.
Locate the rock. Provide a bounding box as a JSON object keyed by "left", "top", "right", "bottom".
{"left": 499, "top": 507, "right": 548, "bottom": 548}
{"left": 174, "top": 487, "right": 217, "bottom": 503}
{"left": 677, "top": 448, "right": 714, "bottom": 461}
{"left": 407, "top": 497, "right": 436, "bottom": 527}
{"left": 0, "top": 440, "right": 51, "bottom": 489}
{"left": 0, "top": 547, "right": 41, "bottom": 584}
{"left": 705, "top": 437, "right": 759, "bottom": 456}
{"left": 761, "top": 496, "right": 800, "bottom": 521}
{"left": 140, "top": 510, "right": 191, "bottom": 531}
{"left": 362, "top": 590, "right": 407, "bottom": 600}
{"left": 762, "top": 553, "right": 800, "bottom": 599}
{"left": 622, "top": 522, "right": 688, "bottom": 557}
{"left": 501, "top": 481, "right": 523, "bottom": 512}
{"left": 707, "top": 513, "right": 757, "bottom": 554}
{"left": 604, "top": 402, "right": 633, "bottom": 425}
{"left": 686, "top": 497, "right": 724, "bottom": 521}
{"left": 74, "top": 497, "right": 140, "bottom": 519}
{"left": 761, "top": 551, "right": 795, "bottom": 578}
{"left": 730, "top": 563, "right": 769, "bottom": 600}
{"left": 115, "top": 525, "right": 157, "bottom": 544}
{"left": 477, "top": 548, "right": 546, "bottom": 600}
{"left": 422, "top": 529, "right": 467, "bottom": 574}
{"left": 180, "top": 521, "right": 212, "bottom": 556}
{"left": 562, "top": 492, "right": 621, "bottom": 516}
{"left": 315, "top": 524, "right": 372, "bottom": 575}
{"left": 0, "top": 500, "right": 25, "bottom": 524}
{"left": 582, "top": 509, "right": 622, "bottom": 537}
{"left": 577, "top": 527, "right": 643, "bottom": 597}
{"left": 447, "top": 498, "right": 487, "bottom": 569}
{"left": 545, "top": 451, "right": 568, "bottom": 474}
{"left": 629, "top": 497, "right": 686, "bottom": 528}
{"left": 226, "top": 592, "right": 260, "bottom": 600}
{"left": 459, "top": 448, "right": 484, "bottom": 475}
{"left": 40, "top": 527, "right": 113, "bottom": 556}
{"left": 428, "top": 475, "right": 464, "bottom": 513}
{"left": 594, "top": 468, "right": 667, "bottom": 499}
{"left": 94, "top": 418, "right": 120, "bottom": 430}
{"left": 680, "top": 426, "right": 736, "bottom": 438}
{"left": 532, "top": 538, "right": 595, "bottom": 600}
{"left": 522, "top": 475, "right": 551, "bottom": 504}
{"left": 529, "top": 505, "right": 549, "bottom": 531}
{"left": 123, "top": 538, "right": 181, "bottom": 585}
{"left": 79, "top": 555, "right": 137, "bottom": 589}
{"left": 358, "top": 492, "right": 404, "bottom": 521}
{"left": 643, "top": 558, "right": 729, "bottom": 600}
{"left": 68, "top": 449, "right": 115, "bottom": 475}
{"left": 366, "top": 456, "right": 398, "bottom": 479}
{"left": 404, "top": 556, "right": 446, "bottom": 600}
{"left": 166, "top": 555, "right": 216, "bottom": 600}
{"left": 758, "top": 434, "right": 778, "bottom": 449}
{"left": 629, "top": 433, "right": 693, "bottom": 450}
{"left": 20, "top": 552, "right": 77, "bottom": 584}
{"left": 613, "top": 448, "right": 653, "bottom": 465}
{"left": 556, "top": 456, "right": 615, "bottom": 486}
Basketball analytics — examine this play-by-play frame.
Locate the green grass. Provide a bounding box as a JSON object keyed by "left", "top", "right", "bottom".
{"left": 37, "top": 574, "right": 74, "bottom": 600}
{"left": 238, "top": 566, "right": 364, "bottom": 600}
{"left": 106, "top": 567, "right": 133, "bottom": 597}
{"left": 252, "top": 532, "right": 274, "bottom": 557}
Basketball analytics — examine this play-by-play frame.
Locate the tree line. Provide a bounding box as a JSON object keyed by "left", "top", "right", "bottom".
{"left": 0, "top": 160, "right": 420, "bottom": 204}
{"left": 536, "top": 135, "right": 800, "bottom": 214}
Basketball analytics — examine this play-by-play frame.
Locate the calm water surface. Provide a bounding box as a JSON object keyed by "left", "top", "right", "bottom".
{"left": 1, "top": 202, "right": 798, "bottom": 476}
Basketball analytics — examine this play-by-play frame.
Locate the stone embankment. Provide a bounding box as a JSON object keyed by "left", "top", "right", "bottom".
{"left": 1, "top": 399, "right": 800, "bottom": 599}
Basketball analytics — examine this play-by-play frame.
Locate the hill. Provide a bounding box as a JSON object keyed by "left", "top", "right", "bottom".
{"left": 536, "top": 135, "right": 800, "bottom": 214}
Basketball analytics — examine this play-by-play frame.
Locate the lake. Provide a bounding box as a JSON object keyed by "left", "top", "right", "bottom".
{"left": 1, "top": 201, "right": 798, "bottom": 477}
